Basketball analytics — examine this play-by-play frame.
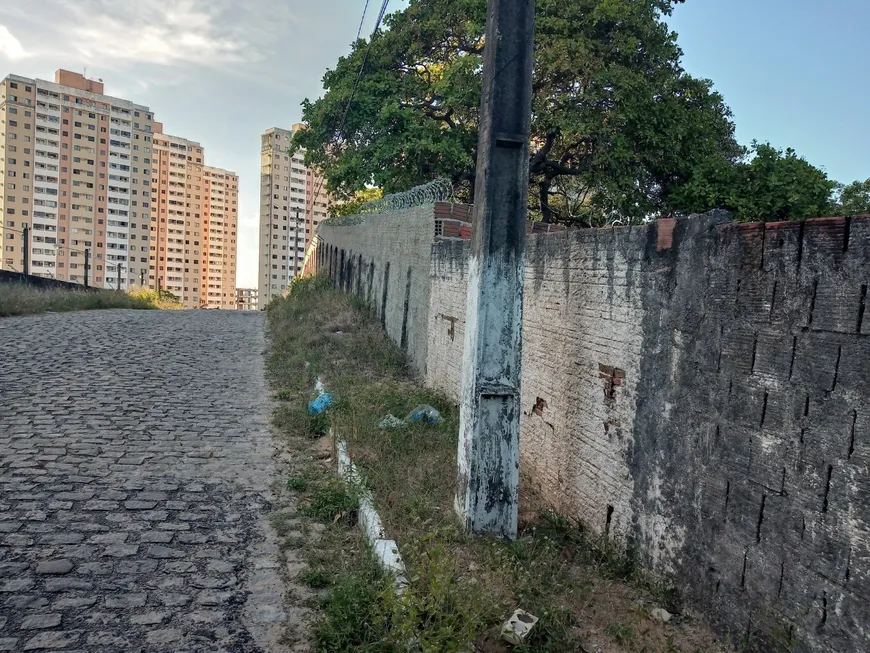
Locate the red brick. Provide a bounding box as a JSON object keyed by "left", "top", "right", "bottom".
{"left": 657, "top": 218, "right": 676, "bottom": 251}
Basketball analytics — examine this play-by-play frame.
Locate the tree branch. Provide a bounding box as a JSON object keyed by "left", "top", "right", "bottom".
{"left": 529, "top": 130, "right": 560, "bottom": 174}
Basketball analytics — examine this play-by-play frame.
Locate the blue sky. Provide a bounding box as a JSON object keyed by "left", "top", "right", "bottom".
{"left": 0, "top": 1, "right": 866, "bottom": 285}
{"left": 668, "top": 0, "right": 869, "bottom": 185}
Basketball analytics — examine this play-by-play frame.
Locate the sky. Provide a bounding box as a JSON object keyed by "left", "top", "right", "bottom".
{"left": 0, "top": 0, "right": 868, "bottom": 287}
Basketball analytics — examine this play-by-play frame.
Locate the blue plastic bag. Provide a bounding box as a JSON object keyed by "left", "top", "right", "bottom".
{"left": 308, "top": 392, "right": 333, "bottom": 415}
{"left": 406, "top": 404, "right": 441, "bottom": 424}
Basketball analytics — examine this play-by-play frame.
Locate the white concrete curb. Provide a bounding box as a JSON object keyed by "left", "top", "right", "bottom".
{"left": 336, "top": 436, "right": 408, "bottom": 591}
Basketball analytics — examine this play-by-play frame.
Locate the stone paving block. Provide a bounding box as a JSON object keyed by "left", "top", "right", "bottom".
{"left": 45, "top": 578, "right": 93, "bottom": 592}
{"left": 0, "top": 311, "right": 297, "bottom": 652}
{"left": 20, "top": 613, "right": 62, "bottom": 629}
{"left": 22, "top": 630, "right": 80, "bottom": 650}
{"left": 105, "top": 594, "right": 147, "bottom": 609}
{"left": 34, "top": 559, "right": 74, "bottom": 575}
{"left": 129, "top": 612, "right": 167, "bottom": 626}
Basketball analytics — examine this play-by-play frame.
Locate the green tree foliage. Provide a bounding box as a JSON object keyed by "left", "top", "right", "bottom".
{"left": 329, "top": 187, "right": 384, "bottom": 217}
{"left": 835, "top": 178, "right": 870, "bottom": 215}
{"left": 293, "top": 0, "right": 741, "bottom": 225}
{"left": 669, "top": 142, "right": 837, "bottom": 222}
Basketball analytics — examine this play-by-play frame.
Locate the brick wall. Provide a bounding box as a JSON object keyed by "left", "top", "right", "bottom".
{"left": 312, "top": 205, "right": 870, "bottom": 651}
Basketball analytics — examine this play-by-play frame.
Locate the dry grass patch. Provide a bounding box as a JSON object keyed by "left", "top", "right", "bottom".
{"left": 0, "top": 283, "right": 156, "bottom": 317}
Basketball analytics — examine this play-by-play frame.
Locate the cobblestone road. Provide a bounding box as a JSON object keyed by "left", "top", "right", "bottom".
{"left": 0, "top": 309, "right": 295, "bottom": 652}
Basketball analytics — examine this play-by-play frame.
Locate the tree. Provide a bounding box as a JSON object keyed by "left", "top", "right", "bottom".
{"left": 293, "top": 0, "right": 741, "bottom": 225}
{"left": 329, "top": 187, "right": 384, "bottom": 217}
{"left": 668, "top": 142, "right": 837, "bottom": 222}
{"left": 835, "top": 178, "right": 870, "bottom": 215}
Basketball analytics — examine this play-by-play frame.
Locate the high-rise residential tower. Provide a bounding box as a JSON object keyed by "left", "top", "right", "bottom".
{"left": 258, "top": 124, "right": 328, "bottom": 305}
{"left": 150, "top": 127, "right": 204, "bottom": 307}
{"left": 0, "top": 69, "right": 239, "bottom": 306}
{"left": 202, "top": 166, "right": 238, "bottom": 309}
{"left": 150, "top": 127, "right": 238, "bottom": 309}
{"left": 1, "top": 70, "right": 155, "bottom": 288}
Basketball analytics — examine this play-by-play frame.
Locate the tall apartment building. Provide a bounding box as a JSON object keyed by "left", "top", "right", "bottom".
{"left": 202, "top": 166, "right": 238, "bottom": 309}
{"left": 0, "top": 69, "right": 239, "bottom": 306}
{"left": 258, "top": 124, "right": 328, "bottom": 304}
{"left": 0, "top": 70, "right": 154, "bottom": 287}
{"left": 150, "top": 127, "right": 203, "bottom": 307}
{"left": 236, "top": 287, "right": 258, "bottom": 311}
{"left": 150, "top": 126, "right": 238, "bottom": 309}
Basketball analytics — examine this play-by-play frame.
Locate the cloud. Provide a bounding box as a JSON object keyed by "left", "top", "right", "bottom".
{"left": 62, "top": 0, "right": 252, "bottom": 67}
{"left": 0, "top": 25, "right": 28, "bottom": 60}
{"left": 1, "top": 0, "right": 293, "bottom": 69}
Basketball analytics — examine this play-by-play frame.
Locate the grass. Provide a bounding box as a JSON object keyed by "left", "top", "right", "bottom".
{"left": 126, "top": 288, "right": 184, "bottom": 310}
{"left": 0, "top": 283, "right": 182, "bottom": 317}
{"left": 267, "top": 275, "right": 734, "bottom": 653}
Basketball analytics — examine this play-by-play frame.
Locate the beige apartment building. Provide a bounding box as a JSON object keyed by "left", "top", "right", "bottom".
{"left": 1, "top": 70, "right": 154, "bottom": 288}
{"left": 202, "top": 166, "right": 238, "bottom": 309}
{"left": 150, "top": 126, "right": 238, "bottom": 309}
{"left": 236, "top": 287, "right": 258, "bottom": 311}
{"left": 0, "top": 69, "right": 239, "bottom": 306}
{"left": 258, "top": 124, "right": 328, "bottom": 304}
{"left": 150, "top": 127, "right": 203, "bottom": 307}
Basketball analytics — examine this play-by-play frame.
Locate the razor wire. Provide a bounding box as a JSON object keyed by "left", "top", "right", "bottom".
{"left": 358, "top": 177, "right": 455, "bottom": 214}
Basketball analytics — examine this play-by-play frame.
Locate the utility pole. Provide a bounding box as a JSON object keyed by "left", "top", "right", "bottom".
{"left": 456, "top": 0, "right": 536, "bottom": 539}
{"left": 116, "top": 262, "right": 123, "bottom": 291}
{"left": 84, "top": 248, "right": 90, "bottom": 288}
{"left": 140, "top": 269, "right": 146, "bottom": 287}
{"left": 22, "top": 225, "right": 29, "bottom": 276}
{"left": 295, "top": 207, "right": 302, "bottom": 278}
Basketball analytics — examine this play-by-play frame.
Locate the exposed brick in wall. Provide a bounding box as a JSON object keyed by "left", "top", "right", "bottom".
{"left": 434, "top": 202, "right": 473, "bottom": 242}
{"left": 311, "top": 205, "right": 870, "bottom": 652}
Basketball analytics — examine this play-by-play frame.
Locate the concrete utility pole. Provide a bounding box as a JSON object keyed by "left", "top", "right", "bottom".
{"left": 116, "top": 263, "right": 123, "bottom": 291}
{"left": 84, "top": 248, "right": 90, "bottom": 288}
{"left": 22, "top": 225, "right": 29, "bottom": 276}
{"left": 456, "top": 0, "right": 536, "bottom": 539}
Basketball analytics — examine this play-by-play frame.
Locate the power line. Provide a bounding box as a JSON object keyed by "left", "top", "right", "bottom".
{"left": 355, "top": 0, "right": 372, "bottom": 41}
{"left": 310, "top": 0, "right": 392, "bottom": 215}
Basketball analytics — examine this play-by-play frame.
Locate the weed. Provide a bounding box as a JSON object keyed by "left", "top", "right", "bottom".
{"left": 304, "top": 476, "right": 358, "bottom": 523}
{"left": 605, "top": 622, "right": 636, "bottom": 646}
{"left": 299, "top": 568, "right": 331, "bottom": 589}
{"left": 287, "top": 475, "right": 309, "bottom": 492}
{"left": 313, "top": 557, "right": 397, "bottom": 652}
{"left": 270, "top": 513, "right": 299, "bottom": 538}
{"left": 306, "top": 411, "right": 331, "bottom": 438}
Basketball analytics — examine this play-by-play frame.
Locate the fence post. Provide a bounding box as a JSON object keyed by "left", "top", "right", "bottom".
{"left": 84, "top": 248, "right": 90, "bottom": 288}
{"left": 22, "top": 225, "right": 29, "bottom": 276}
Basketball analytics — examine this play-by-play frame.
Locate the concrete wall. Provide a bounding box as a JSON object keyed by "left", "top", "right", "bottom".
{"left": 312, "top": 205, "right": 870, "bottom": 651}
{"left": 316, "top": 205, "right": 440, "bottom": 375}
{"left": 0, "top": 270, "right": 99, "bottom": 291}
